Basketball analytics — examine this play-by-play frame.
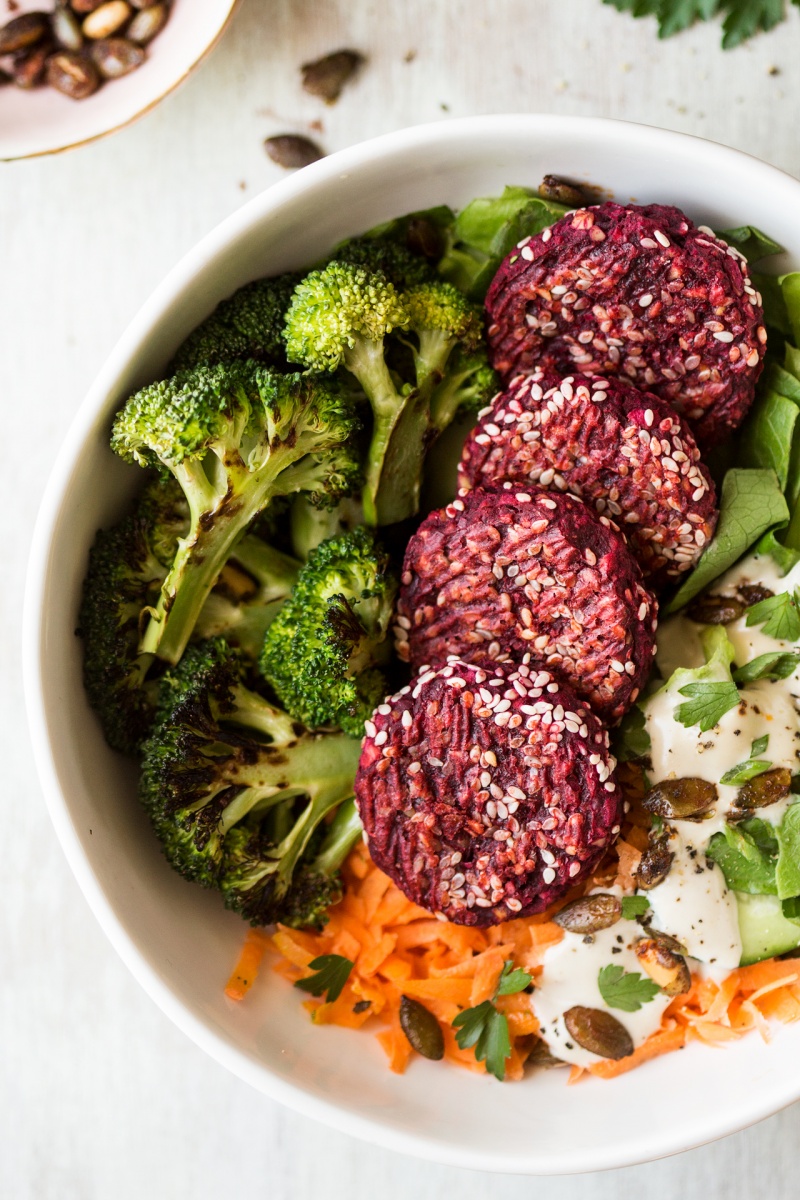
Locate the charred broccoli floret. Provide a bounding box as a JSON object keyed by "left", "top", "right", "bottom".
{"left": 221, "top": 796, "right": 363, "bottom": 930}
{"left": 260, "top": 527, "right": 396, "bottom": 735}
{"left": 79, "top": 479, "right": 301, "bottom": 754}
{"left": 110, "top": 361, "right": 360, "bottom": 665}
{"left": 283, "top": 259, "right": 485, "bottom": 525}
{"left": 170, "top": 274, "right": 300, "bottom": 372}
{"left": 139, "top": 640, "right": 361, "bottom": 920}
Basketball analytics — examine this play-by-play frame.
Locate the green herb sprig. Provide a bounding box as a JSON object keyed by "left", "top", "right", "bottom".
{"left": 452, "top": 960, "right": 532, "bottom": 1081}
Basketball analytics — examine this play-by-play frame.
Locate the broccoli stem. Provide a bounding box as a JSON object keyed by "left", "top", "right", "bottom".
{"left": 230, "top": 537, "right": 299, "bottom": 595}
{"left": 344, "top": 338, "right": 412, "bottom": 525}
{"left": 312, "top": 797, "right": 362, "bottom": 875}
{"left": 140, "top": 452, "right": 304, "bottom": 664}
{"left": 412, "top": 329, "right": 457, "bottom": 385}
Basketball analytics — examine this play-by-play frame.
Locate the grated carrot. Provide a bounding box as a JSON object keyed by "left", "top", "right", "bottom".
{"left": 231, "top": 830, "right": 800, "bottom": 1082}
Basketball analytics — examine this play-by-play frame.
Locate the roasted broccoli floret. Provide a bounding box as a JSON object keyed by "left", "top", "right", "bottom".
{"left": 79, "top": 479, "right": 301, "bottom": 754}
{"left": 78, "top": 479, "right": 185, "bottom": 755}
{"left": 284, "top": 260, "right": 484, "bottom": 525}
{"left": 222, "top": 796, "right": 363, "bottom": 930}
{"left": 260, "top": 527, "right": 396, "bottom": 735}
{"left": 110, "top": 361, "right": 360, "bottom": 665}
{"left": 170, "top": 274, "right": 300, "bottom": 372}
{"left": 331, "top": 236, "right": 433, "bottom": 290}
{"left": 140, "top": 640, "right": 361, "bottom": 915}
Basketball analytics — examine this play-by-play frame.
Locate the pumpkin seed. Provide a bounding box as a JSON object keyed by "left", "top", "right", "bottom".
{"left": 635, "top": 836, "right": 673, "bottom": 890}
{"left": 127, "top": 2, "right": 167, "bottom": 43}
{"left": 52, "top": 5, "right": 83, "bottom": 50}
{"left": 301, "top": 48, "right": 364, "bottom": 104}
{"left": 738, "top": 584, "right": 774, "bottom": 606}
{"left": 265, "top": 134, "right": 324, "bottom": 170}
{"left": 0, "top": 13, "right": 50, "bottom": 54}
{"left": 553, "top": 893, "right": 622, "bottom": 935}
{"left": 686, "top": 594, "right": 744, "bottom": 625}
{"left": 634, "top": 936, "right": 691, "bottom": 997}
{"left": 527, "top": 1039, "right": 566, "bottom": 1069}
{"left": 82, "top": 0, "right": 132, "bottom": 39}
{"left": 90, "top": 36, "right": 144, "bottom": 78}
{"left": 538, "top": 174, "right": 590, "bottom": 207}
{"left": 736, "top": 767, "right": 792, "bottom": 810}
{"left": 46, "top": 49, "right": 99, "bottom": 97}
{"left": 12, "top": 43, "right": 50, "bottom": 88}
{"left": 563, "top": 1006, "right": 633, "bottom": 1060}
{"left": 399, "top": 995, "right": 444, "bottom": 1060}
{"left": 643, "top": 777, "right": 718, "bottom": 821}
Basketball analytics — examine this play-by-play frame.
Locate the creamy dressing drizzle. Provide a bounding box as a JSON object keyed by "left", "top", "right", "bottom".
{"left": 531, "top": 890, "right": 672, "bottom": 1068}
{"left": 532, "top": 550, "right": 800, "bottom": 1065}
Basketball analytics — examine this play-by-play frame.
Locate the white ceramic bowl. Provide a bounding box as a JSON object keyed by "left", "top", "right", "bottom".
{"left": 24, "top": 115, "right": 800, "bottom": 1174}
{"left": 1, "top": 0, "right": 238, "bottom": 161}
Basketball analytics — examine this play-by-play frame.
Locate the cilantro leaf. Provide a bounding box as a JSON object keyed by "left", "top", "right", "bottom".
{"left": 495, "top": 960, "right": 533, "bottom": 996}
{"left": 597, "top": 964, "right": 660, "bottom": 1012}
{"left": 746, "top": 590, "right": 800, "bottom": 641}
{"left": 721, "top": 0, "right": 784, "bottom": 48}
{"left": 452, "top": 1001, "right": 512, "bottom": 1081}
{"left": 294, "top": 955, "right": 354, "bottom": 1003}
{"left": 676, "top": 681, "right": 740, "bottom": 731}
{"left": 734, "top": 652, "right": 800, "bottom": 684}
{"left": 621, "top": 895, "right": 651, "bottom": 919}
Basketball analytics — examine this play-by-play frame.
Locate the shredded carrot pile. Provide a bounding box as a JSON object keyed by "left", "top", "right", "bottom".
{"left": 224, "top": 766, "right": 800, "bottom": 1083}
{"left": 226, "top": 840, "right": 564, "bottom": 1079}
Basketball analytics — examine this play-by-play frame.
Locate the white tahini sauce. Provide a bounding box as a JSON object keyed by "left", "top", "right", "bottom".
{"left": 643, "top": 549, "right": 800, "bottom": 964}
{"left": 532, "top": 550, "right": 800, "bottom": 1064}
{"left": 532, "top": 896, "right": 673, "bottom": 1068}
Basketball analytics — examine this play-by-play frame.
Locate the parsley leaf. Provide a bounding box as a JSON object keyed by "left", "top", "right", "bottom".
{"left": 746, "top": 590, "right": 800, "bottom": 641}
{"left": 602, "top": 0, "right": 794, "bottom": 47}
{"left": 451, "top": 960, "right": 533, "bottom": 1080}
{"left": 621, "top": 895, "right": 651, "bottom": 919}
{"left": 675, "top": 681, "right": 740, "bottom": 731}
{"left": 495, "top": 960, "right": 533, "bottom": 996}
{"left": 453, "top": 1002, "right": 512, "bottom": 1081}
{"left": 294, "top": 955, "right": 354, "bottom": 1003}
{"left": 597, "top": 964, "right": 660, "bottom": 1012}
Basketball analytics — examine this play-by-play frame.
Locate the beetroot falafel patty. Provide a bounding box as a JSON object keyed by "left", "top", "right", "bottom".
{"left": 355, "top": 659, "right": 622, "bottom": 925}
{"left": 485, "top": 202, "right": 766, "bottom": 447}
{"left": 458, "top": 370, "right": 718, "bottom": 589}
{"left": 395, "top": 486, "right": 656, "bottom": 722}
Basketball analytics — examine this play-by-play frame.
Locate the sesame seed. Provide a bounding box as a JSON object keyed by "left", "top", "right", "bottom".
{"left": 408, "top": 761, "right": 421, "bottom": 774}
{"left": 542, "top": 867, "right": 556, "bottom": 884}
{"left": 364, "top": 720, "right": 377, "bottom": 738}
{"left": 569, "top": 862, "right": 581, "bottom": 878}
{"left": 713, "top": 330, "right": 734, "bottom": 343}
{"left": 639, "top": 293, "right": 653, "bottom": 308}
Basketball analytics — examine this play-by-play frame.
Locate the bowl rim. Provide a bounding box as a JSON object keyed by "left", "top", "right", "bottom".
{"left": 23, "top": 113, "right": 800, "bottom": 1174}
{"left": 0, "top": 0, "right": 241, "bottom": 163}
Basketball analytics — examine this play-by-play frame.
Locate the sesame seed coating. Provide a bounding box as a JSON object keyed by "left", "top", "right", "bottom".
{"left": 395, "top": 486, "right": 657, "bottom": 722}
{"left": 458, "top": 370, "right": 718, "bottom": 589}
{"left": 485, "top": 203, "right": 766, "bottom": 448}
{"left": 354, "top": 659, "right": 622, "bottom": 926}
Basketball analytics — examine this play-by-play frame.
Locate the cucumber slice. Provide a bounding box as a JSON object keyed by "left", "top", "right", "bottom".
{"left": 736, "top": 892, "right": 800, "bottom": 964}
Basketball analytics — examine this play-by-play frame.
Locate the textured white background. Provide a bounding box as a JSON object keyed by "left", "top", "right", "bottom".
{"left": 5, "top": 0, "right": 800, "bottom": 1194}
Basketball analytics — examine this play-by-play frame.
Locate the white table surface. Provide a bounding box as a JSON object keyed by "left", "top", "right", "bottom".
{"left": 5, "top": 0, "right": 800, "bottom": 1194}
